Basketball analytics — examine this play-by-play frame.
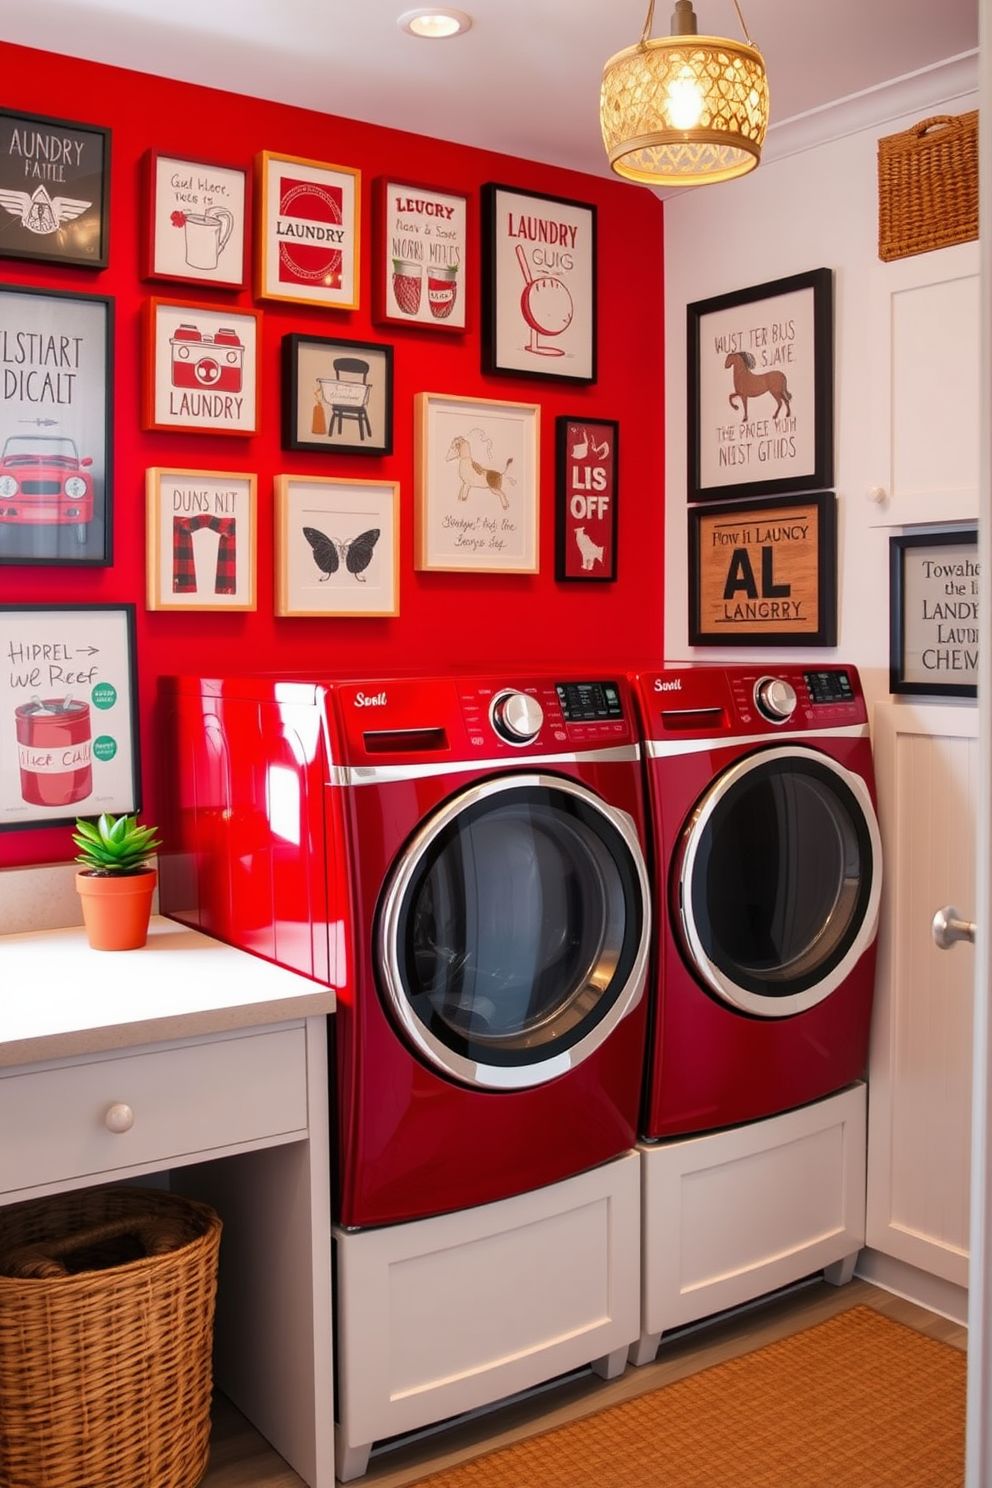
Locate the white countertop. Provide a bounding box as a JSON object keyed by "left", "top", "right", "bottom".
{"left": 0, "top": 916, "right": 336, "bottom": 1068}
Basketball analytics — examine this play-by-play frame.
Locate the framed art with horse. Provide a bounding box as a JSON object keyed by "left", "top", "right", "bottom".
{"left": 687, "top": 268, "right": 833, "bottom": 503}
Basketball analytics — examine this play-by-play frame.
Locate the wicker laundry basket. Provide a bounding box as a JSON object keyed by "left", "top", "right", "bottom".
{"left": 877, "top": 110, "right": 979, "bottom": 261}
{"left": 0, "top": 1185, "right": 222, "bottom": 1488}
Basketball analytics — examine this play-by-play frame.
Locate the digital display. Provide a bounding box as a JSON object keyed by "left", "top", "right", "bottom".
{"left": 804, "top": 669, "right": 854, "bottom": 704}
{"left": 556, "top": 681, "right": 624, "bottom": 722}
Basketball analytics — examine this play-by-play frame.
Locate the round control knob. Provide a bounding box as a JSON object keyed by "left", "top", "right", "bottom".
{"left": 104, "top": 1102, "right": 135, "bottom": 1134}
{"left": 490, "top": 690, "right": 544, "bottom": 744}
{"left": 754, "top": 676, "right": 797, "bottom": 722}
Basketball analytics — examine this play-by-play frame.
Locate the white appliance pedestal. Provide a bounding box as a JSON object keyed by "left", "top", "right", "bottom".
{"left": 334, "top": 1152, "right": 640, "bottom": 1481}
{"left": 632, "top": 1083, "right": 867, "bottom": 1366}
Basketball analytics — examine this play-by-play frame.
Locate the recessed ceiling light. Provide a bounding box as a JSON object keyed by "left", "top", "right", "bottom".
{"left": 397, "top": 9, "right": 473, "bottom": 39}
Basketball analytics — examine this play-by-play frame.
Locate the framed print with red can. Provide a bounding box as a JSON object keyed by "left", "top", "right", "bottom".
{"left": 0, "top": 603, "right": 140, "bottom": 832}
{"left": 373, "top": 177, "right": 468, "bottom": 331}
{"left": 141, "top": 298, "right": 261, "bottom": 436}
{"left": 141, "top": 151, "right": 249, "bottom": 290}
{"left": 555, "top": 416, "right": 618, "bottom": 581}
{"left": 255, "top": 151, "right": 360, "bottom": 310}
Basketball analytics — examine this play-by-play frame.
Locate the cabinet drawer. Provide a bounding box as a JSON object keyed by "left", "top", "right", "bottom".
{"left": 0, "top": 1027, "right": 309, "bottom": 1194}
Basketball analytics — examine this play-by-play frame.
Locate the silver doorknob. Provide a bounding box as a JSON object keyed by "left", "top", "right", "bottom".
{"left": 932, "top": 905, "right": 976, "bottom": 950}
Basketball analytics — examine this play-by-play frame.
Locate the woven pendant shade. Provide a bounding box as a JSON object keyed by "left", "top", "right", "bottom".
{"left": 601, "top": 2, "right": 769, "bottom": 187}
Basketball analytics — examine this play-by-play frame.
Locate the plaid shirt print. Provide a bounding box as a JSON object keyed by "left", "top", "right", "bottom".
{"left": 173, "top": 515, "right": 238, "bottom": 594}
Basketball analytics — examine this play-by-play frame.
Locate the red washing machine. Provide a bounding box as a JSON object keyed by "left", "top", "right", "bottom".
{"left": 159, "top": 672, "right": 652, "bottom": 1228}
{"left": 630, "top": 663, "right": 882, "bottom": 1139}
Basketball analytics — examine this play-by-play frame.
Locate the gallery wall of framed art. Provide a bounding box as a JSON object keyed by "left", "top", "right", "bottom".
{"left": 1, "top": 37, "right": 667, "bottom": 868}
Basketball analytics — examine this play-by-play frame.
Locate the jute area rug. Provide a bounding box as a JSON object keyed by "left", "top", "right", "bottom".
{"left": 412, "top": 1306, "right": 965, "bottom": 1488}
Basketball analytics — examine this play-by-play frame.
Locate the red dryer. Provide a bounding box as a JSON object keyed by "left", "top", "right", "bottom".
{"left": 159, "top": 671, "right": 653, "bottom": 1229}
{"left": 630, "top": 663, "right": 882, "bottom": 1139}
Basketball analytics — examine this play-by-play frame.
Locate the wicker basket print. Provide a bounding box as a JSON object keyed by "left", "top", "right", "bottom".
{"left": 878, "top": 111, "right": 979, "bottom": 261}
{"left": 0, "top": 1186, "right": 222, "bottom": 1488}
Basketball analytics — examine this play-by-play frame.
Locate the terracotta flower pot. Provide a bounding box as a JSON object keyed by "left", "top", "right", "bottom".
{"left": 76, "top": 869, "right": 157, "bottom": 951}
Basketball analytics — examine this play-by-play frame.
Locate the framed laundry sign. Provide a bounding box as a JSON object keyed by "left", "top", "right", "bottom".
{"left": 481, "top": 183, "right": 597, "bottom": 383}
{"left": 688, "top": 268, "right": 833, "bottom": 502}
{"left": 373, "top": 177, "right": 468, "bottom": 331}
{"left": 146, "top": 468, "right": 257, "bottom": 611}
{"left": 889, "top": 527, "right": 978, "bottom": 697}
{"left": 0, "top": 108, "right": 110, "bottom": 269}
{"left": 255, "top": 151, "right": 360, "bottom": 310}
{"left": 689, "top": 492, "right": 837, "bottom": 646}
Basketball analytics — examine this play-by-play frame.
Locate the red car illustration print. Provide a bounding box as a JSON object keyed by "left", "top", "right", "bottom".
{"left": 0, "top": 435, "right": 95, "bottom": 544}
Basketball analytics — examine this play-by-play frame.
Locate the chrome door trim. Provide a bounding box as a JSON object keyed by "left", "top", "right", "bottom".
{"left": 329, "top": 743, "right": 641, "bottom": 786}
{"left": 677, "top": 745, "right": 883, "bottom": 1017}
{"left": 376, "top": 772, "right": 652, "bottom": 1090}
{"left": 645, "top": 722, "right": 869, "bottom": 760}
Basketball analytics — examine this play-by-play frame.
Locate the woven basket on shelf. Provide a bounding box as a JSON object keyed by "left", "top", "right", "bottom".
{"left": 0, "top": 1185, "right": 222, "bottom": 1488}
{"left": 877, "top": 110, "right": 979, "bottom": 262}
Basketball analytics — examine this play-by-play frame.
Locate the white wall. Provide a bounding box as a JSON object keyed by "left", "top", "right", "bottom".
{"left": 663, "top": 71, "right": 979, "bottom": 720}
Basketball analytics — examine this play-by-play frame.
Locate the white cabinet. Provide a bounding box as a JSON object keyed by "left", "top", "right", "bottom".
{"left": 867, "top": 240, "right": 979, "bottom": 528}
{"left": 0, "top": 918, "right": 336, "bottom": 1488}
{"left": 865, "top": 701, "right": 976, "bottom": 1310}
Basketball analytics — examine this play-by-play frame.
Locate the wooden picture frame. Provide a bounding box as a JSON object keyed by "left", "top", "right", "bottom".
{"left": 281, "top": 335, "right": 393, "bottom": 456}
{"left": 555, "top": 416, "right": 618, "bottom": 581}
{"left": 687, "top": 267, "right": 834, "bottom": 502}
{"left": 688, "top": 492, "right": 837, "bottom": 646}
{"left": 414, "top": 392, "right": 540, "bottom": 574}
{"left": 146, "top": 468, "right": 257, "bottom": 611}
{"left": 481, "top": 183, "right": 597, "bottom": 383}
{"left": 0, "top": 108, "right": 110, "bottom": 269}
{"left": 889, "top": 526, "right": 978, "bottom": 697}
{"left": 141, "top": 298, "right": 261, "bottom": 436}
{"left": 141, "top": 150, "right": 249, "bottom": 289}
{"left": 373, "top": 176, "right": 468, "bottom": 332}
{"left": 0, "top": 284, "right": 113, "bottom": 567}
{"left": 255, "top": 151, "right": 360, "bottom": 310}
{"left": 0, "top": 603, "right": 140, "bottom": 832}
{"left": 274, "top": 475, "right": 399, "bottom": 617}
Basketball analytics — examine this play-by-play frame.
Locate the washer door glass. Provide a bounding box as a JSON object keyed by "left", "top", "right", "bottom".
{"left": 377, "top": 775, "right": 650, "bottom": 1089}
{"left": 676, "top": 746, "right": 881, "bottom": 1017}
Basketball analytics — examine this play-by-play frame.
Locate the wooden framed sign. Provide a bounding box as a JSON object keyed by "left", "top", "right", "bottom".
{"left": 689, "top": 492, "right": 837, "bottom": 646}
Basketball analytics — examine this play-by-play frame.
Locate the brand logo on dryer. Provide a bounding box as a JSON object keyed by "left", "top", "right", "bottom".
{"left": 354, "top": 690, "right": 387, "bottom": 707}
{"left": 653, "top": 677, "right": 683, "bottom": 692}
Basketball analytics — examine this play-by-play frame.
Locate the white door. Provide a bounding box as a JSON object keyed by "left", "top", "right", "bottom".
{"left": 867, "top": 702, "right": 976, "bottom": 1286}
{"left": 965, "top": 27, "right": 991, "bottom": 1486}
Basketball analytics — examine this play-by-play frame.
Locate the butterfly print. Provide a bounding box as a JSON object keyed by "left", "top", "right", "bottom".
{"left": 303, "top": 526, "right": 380, "bottom": 582}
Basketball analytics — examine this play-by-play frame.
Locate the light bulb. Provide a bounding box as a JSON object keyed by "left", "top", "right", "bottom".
{"left": 666, "top": 72, "right": 704, "bottom": 130}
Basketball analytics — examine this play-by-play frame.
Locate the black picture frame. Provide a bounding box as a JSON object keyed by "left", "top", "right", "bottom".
{"left": 0, "top": 603, "right": 140, "bottom": 832}
{"left": 688, "top": 491, "right": 837, "bottom": 646}
{"left": 889, "top": 527, "right": 978, "bottom": 697}
{"left": 481, "top": 183, "right": 597, "bottom": 384}
{"left": 281, "top": 334, "right": 394, "bottom": 457}
{"left": 0, "top": 284, "right": 114, "bottom": 567}
{"left": 687, "top": 267, "right": 833, "bottom": 503}
{"left": 0, "top": 109, "right": 111, "bottom": 269}
{"left": 555, "top": 415, "right": 618, "bottom": 582}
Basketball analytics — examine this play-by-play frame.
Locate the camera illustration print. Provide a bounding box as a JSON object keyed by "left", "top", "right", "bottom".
{"left": 145, "top": 300, "right": 260, "bottom": 435}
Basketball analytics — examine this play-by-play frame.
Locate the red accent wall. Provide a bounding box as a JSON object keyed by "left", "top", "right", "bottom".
{"left": 0, "top": 41, "right": 665, "bottom": 868}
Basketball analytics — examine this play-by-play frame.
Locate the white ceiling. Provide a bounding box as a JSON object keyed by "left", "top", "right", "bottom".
{"left": 4, "top": 0, "right": 980, "bottom": 185}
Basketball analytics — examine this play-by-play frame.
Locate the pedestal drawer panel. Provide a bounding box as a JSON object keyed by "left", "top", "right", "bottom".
{"left": 0, "top": 1026, "right": 308, "bottom": 1193}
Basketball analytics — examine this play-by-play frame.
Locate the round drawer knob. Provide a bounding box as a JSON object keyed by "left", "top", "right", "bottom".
{"left": 104, "top": 1102, "right": 135, "bottom": 1134}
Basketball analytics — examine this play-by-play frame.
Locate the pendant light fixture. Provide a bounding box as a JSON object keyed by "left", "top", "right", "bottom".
{"left": 601, "top": 0, "right": 769, "bottom": 187}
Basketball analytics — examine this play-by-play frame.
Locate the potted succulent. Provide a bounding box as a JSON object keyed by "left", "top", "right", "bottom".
{"left": 73, "top": 812, "right": 163, "bottom": 951}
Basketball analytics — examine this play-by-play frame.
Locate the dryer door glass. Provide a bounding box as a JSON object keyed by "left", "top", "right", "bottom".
{"left": 376, "top": 777, "right": 650, "bottom": 1089}
{"left": 676, "top": 746, "right": 881, "bottom": 1017}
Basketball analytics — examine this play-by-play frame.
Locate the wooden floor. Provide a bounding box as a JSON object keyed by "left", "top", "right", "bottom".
{"left": 199, "top": 1276, "right": 967, "bottom": 1488}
